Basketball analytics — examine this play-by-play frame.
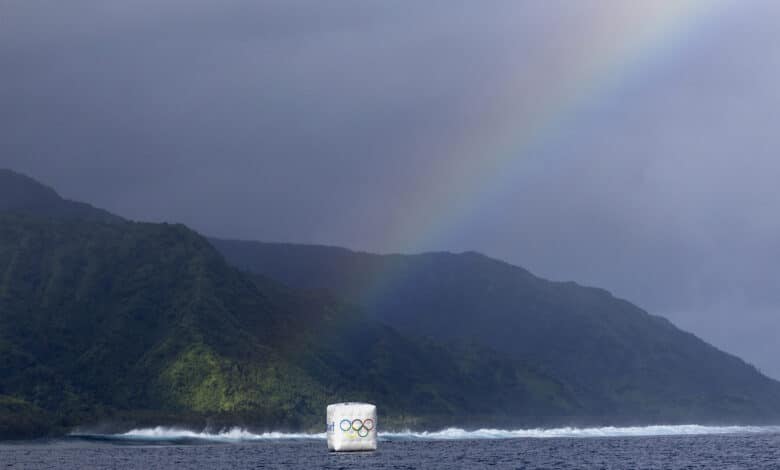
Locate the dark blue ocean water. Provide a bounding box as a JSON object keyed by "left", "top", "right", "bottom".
{"left": 2, "top": 430, "right": 780, "bottom": 470}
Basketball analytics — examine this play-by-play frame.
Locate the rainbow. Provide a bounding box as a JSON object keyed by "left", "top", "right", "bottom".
{"left": 381, "top": 0, "right": 735, "bottom": 254}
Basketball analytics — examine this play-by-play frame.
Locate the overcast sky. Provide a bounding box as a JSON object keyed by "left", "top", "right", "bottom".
{"left": 3, "top": 0, "right": 780, "bottom": 378}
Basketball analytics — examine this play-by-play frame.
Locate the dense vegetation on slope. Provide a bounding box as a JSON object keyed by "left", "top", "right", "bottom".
{"left": 211, "top": 239, "right": 780, "bottom": 423}
{"left": 3, "top": 169, "right": 780, "bottom": 439}
{"left": 0, "top": 208, "right": 575, "bottom": 438}
{"left": 0, "top": 214, "right": 310, "bottom": 435}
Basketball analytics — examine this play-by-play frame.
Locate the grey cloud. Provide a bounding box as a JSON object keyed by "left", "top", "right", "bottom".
{"left": 2, "top": 0, "right": 780, "bottom": 377}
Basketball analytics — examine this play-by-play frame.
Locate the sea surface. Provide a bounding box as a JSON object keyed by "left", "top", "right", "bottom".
{"left": 2, "top": 425, "right": 780, "bottom": 469}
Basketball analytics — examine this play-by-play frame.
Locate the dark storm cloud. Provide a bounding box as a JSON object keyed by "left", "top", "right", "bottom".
{"left": 2, "top": 1, "right": 780, "bottom": 377}
{"left": 1, "top": 0, "right": 514, "bottom": 238}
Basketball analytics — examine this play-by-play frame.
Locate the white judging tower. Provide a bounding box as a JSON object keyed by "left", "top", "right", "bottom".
{"left": 326, "top": 402, "right": 377, "bottom": 452}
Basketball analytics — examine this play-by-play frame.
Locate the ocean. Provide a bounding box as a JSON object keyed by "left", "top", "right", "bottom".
{"left": 2, "top": 425, "right": 780, "bottom": 469}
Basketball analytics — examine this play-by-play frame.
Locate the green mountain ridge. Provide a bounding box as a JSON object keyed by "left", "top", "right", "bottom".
{"left": 0, "top": 171, "right": 576, "bottom": 439}
{"left": 0, "top": 169, "right": 122, "bottom": 224}
{"left": 210, "top": 238, "right": 780, "bottom": 423}
{"left": 2, "top": 169, "right": 780, "bottom": 439}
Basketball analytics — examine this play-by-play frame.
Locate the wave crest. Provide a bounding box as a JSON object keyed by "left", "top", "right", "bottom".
{"left": 71, "top": 424, "right": 780, "bottom": 443}
{"left": 72, "top": 426, "right": 325, "bottom": 441}
{"left": 381, "top": 425, "right": 780, "bottom": 440}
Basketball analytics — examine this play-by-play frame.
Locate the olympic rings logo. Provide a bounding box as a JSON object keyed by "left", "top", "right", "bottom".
{"left": 339, "top": 418, "right": 374, "bottom": 437}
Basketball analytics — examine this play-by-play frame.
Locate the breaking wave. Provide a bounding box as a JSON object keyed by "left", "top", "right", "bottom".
{"left": 72, "top": 424, "right": 780, "bottom": 443}
{"left": 69, "top": 427, "right": 325, "bottom": 442}
{"left": 120, "top": 427, "right": 325, "bottom": 441}
{"left": 379, "top": 425, "right": 780, "bottom": 440}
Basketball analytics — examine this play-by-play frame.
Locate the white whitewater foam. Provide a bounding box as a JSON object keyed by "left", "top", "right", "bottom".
{"left": 79, "top": 424, "right": 780, "bottom": 442}
{"left": 380, "top": 425, "right": 780, "bottom": 440}
{"left": 117, "top": 426, "right": 325, "bottom": 441}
